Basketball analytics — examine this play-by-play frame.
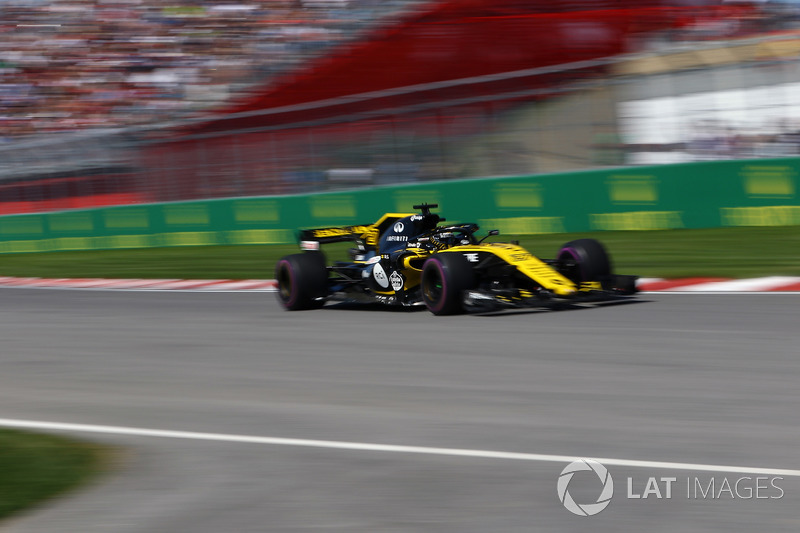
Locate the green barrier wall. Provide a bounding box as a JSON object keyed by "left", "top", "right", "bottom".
{"left": 1, "top": 158, "right": 799, "bottom": 254}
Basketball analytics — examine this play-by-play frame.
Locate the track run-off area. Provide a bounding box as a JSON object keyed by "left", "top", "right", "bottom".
{"left": 1, "top": 288, "right": 799, "bottom": 532}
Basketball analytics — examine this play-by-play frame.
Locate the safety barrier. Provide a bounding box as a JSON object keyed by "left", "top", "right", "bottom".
{"left": 0, "top": 158, "right": 798, "bottom": 254}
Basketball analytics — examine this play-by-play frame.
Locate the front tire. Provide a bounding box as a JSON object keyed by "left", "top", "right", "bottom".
{"left": 275, "top": 252, "right": 328, "bottom": 310}
{"left": 556, "top": 239, "right": 611, "bottom": 283}
{"left": 421, "top": 253, "right": 476, "bottom": 315}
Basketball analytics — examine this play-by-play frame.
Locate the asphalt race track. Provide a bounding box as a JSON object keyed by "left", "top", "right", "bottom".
{"left": 1, "top": 288, "right": 799, "bottom": 532}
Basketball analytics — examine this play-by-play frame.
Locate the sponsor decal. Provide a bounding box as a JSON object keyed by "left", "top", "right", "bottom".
{"left": 312, "top": 228, "right": 351, "bottom": 238}
{"left": 311, "top": 225, "right": 373, "bottom": 238}
{"left": 393, "top": 221, "right": 405, "bottom": 233}
{"left": 410, "top": 215, "right": 423, "bottom": 221}
{"left": 372, "top": 263, "right": 390, "bottom": 288}
{"left": 463, "top": 253, "right": 479, "bottom": 263}
{"left": 390, "top": 271, "right": 403, "bottom": 291}
{"left": 589, "top": 211, "right": 683, "bottom": 231}
{"left": 365, "top": 256, "right": 381, "bottom": 265}
{"left": 300, "top": 240, "right": 320, "bottom": 251}
{"left": 386, "top": 235, "right": 408, "bottom": 242}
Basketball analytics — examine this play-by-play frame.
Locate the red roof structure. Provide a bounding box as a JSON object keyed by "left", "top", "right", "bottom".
{"left": 183, "top": 0, "right": 694, "bottom": 137}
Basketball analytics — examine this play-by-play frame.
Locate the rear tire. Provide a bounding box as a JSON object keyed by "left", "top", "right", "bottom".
{"left": 421, "top": 253, "right": 476, "bottom": 315}
{"left": 556, "top": 239, "right": 611, "bottom": 283}
{"left": 275, "top": 252, "right": 328, "bottom": 310}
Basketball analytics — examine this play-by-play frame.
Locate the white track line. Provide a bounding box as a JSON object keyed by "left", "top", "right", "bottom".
{"left": 641, "top": 291, "right": 800, "bottom": 295}
{"left": 0, "top": 285, "right": 276, "bottom": 293}
{"left": 1, "top": 417, "right": 798, "bottom": 476}
{"left": 1, "top": 276, "right": 799, "bottom": 293}
{"left": 637, "top": 278, "right": 665, "bottom": 285}
{"left": 664, "top": 276, "right": 800, "bottom": 292}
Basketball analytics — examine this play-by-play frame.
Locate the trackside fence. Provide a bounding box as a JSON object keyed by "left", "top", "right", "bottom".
{"left": 0, "top": 158, "right": 798, "bottom": 254}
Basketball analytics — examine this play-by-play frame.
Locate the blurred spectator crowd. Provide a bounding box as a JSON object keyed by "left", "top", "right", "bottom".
{"left": 0, "top": 0, "right": 422, "bottom": 140}
{"left": 2, "top": 0, "right": 800, "bottom": 142}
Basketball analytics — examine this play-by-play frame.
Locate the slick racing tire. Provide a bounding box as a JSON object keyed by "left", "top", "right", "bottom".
{"left": 421, "top": 253, "right": 476, "bottom": 316}
{"left": 275, "top": 252, "right": 328, "bottom": 310}
{"left": 556, "top": 239, "right": 611, "bottom": 283}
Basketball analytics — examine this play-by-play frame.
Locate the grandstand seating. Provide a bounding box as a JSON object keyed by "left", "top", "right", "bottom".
{"left": 0, "top": 0, "right": 792, "bottom": 214}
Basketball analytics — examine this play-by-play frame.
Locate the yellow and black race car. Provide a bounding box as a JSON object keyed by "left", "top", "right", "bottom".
{"left": 276, "top": 204, "right": 637, "bottom": 314}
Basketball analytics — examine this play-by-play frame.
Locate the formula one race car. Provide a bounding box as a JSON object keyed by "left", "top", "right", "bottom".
{"left": 276, "top": 204, "right": 637, "bottom": 314}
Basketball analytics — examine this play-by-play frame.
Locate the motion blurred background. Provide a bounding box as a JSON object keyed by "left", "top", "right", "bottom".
{"left": 2, "top": 0, "right": 800, "bottom": 213}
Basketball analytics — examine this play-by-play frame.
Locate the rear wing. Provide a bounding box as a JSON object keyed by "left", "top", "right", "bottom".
{"left": 297, "top": 213, "right": 416, "bottom": 249}
{"left": 299, "top": 225, "right": 377, "bottom": 246}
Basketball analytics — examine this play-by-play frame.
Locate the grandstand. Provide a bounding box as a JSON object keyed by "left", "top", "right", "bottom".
{"left": 2, "top": 0, "right": 799, "bottom": 214}
{"left": 0, "top": 0, "right": 427, "bottom": 139}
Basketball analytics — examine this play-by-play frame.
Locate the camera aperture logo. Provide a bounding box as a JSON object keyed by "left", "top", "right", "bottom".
{"left": 557, "top": 459, "right": 614, "bottom": 516}
{"left": 557, "top": 459, "right": 786, "bottom": 517}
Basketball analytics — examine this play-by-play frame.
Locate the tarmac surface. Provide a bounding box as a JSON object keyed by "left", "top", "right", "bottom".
{"left": 1, "top": 288, "right": 799, "bottom": 532}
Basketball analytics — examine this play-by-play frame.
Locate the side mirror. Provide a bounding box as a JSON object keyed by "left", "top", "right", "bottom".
{"left": 478, "top": 229, "right": 500, "bottom": 244}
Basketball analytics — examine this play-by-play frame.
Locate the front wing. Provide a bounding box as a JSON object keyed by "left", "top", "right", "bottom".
{"left": 461, "top": 274, "right": 639, "bottom": 313}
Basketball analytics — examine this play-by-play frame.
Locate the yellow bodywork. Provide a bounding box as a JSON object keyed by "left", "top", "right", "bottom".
{"left": 447, "top": 242, "right": 579, "bottom": 297}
